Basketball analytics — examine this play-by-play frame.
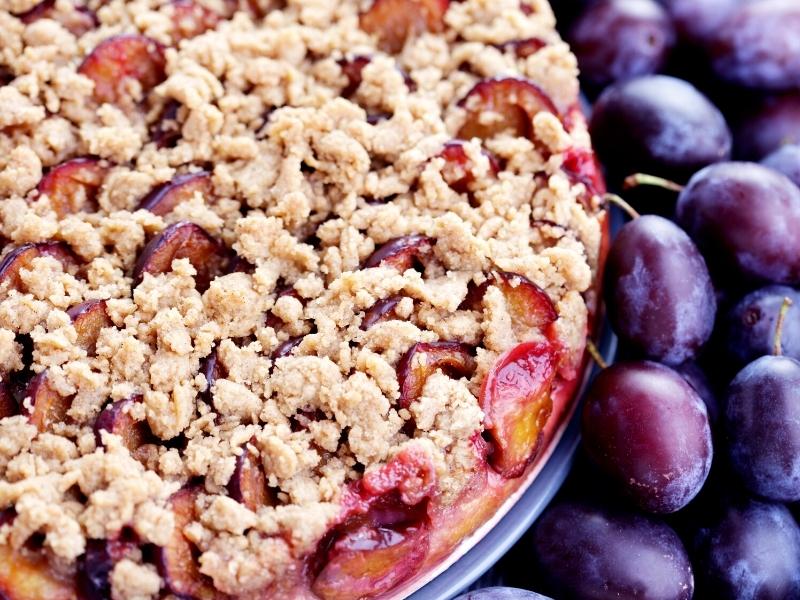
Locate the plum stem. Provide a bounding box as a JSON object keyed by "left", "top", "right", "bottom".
{"left": 586, "top": 339, "right": 608, "bottom": 370}
{"left": 603, "top": 194, "right": 640, "bottom": 220}
{"left": 774, "top": 296, "right": 794, "bottom": 356}
{"left": 623, "top": 173, "right": 685, "bottom": 193}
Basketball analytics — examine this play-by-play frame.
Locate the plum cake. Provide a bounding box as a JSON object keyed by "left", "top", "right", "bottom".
{"left": 0, "top": 0, "right": 606, "bottom": 598}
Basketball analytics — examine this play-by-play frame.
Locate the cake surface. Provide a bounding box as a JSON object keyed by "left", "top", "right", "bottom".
{"left": 0, "top": 0, "right": 604, "bottom": 598}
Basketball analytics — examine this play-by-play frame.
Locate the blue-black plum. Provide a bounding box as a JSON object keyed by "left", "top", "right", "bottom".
{"left": 709, "top": 0, "right": 800, "bottom": 92}
{"left": 735, "top": 93, "right": 800, "bottom": 160}
{"left": 694, "top": 499, "right": 800, "bottom": 599}
{"left": 533, "top": 501, "right": 694, "bottom": 600}
{"left": 659, "top": 0, "right": 757, "bottom": 44}
{"left": 725, "top": 285, "right": 800, "bottom": 367}
{"left": 725, "top": 356, "right": 800, "bottom": 501}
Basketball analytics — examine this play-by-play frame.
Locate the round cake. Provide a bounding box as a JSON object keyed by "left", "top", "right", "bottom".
{"left": 0, "top": 0, "right": 606, "bottom": 598}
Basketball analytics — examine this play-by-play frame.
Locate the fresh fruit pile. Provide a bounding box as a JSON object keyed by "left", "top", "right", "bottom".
{"left": 463, "top": 0, "right": 800, "bottom": 598}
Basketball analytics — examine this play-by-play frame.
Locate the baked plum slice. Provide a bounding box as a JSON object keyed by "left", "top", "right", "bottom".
{"left": 94, "top": 397, "right": 148, "bottom": 454}
{"left": 169, "top": 0, "right": 220, "bottom": 41}
{"left": 67, "top": 299, "right": 112, "bottom": 355}
{"left": 22, "top": 371, "right": 72, "bottom": 433}
{"left": 501, "top": 37, "right": 548, "bottom": 59}
{"left": 0, "top": 543, "right": 77, "bottom": 600}
{"left": 156, "top": 486, "right": 216, "bottom": 599}
{"left": 363, "top": 234, "right": 434, "bottom": 271}
{"left": 138, "top": 171, "right": 213, "bottom": 216}
{"left": 0, "top": 242, "right": 79, "bottom": 293}
{"left": 561, "top": 146, "right": 606, "bottom": 203}
{"left": 437, "top": 140, "right": 500, "bottom": 194}
{"left": 77, "top": 533, "right": 139, "bottom": 600}
{"left": 396, "top": 341, "right": 476, "bottom": 409}
{"left": 312, "top": 447, "right": 436, "bottom": 600}
{"left": 480, "top": 340, "right": 558, "bottom": 478}
{"left": 36, "top": 158, "right": 108, "bottom": 218}
{"left": 150, "top": 101, "right": 182, "bottom": 148}
{"left": 312, "top": 520, "right": 430, "bottom": 600}
{"left": 339, "top": 56, "right": 372, "bottom": 97}
{"left": 200, "top": 348, "right": 225, "bottom": 401}
{"left": 0, "top": 381, "right": 18, "bottom": 419}
{"left": 359, "top": 0, "right": 449, "bottom": 53}
{"left": 338, "top": 56, "right": 415, "bottom": 97}
{"left": 361, "top": 295, "right": 403, "bottom": 330}
{"left": 457, "top": 77, "right": 558, "bottom": 141}
{"left": 78, "top": 34, "right": 166, "bottom": 105}
{"left": 16, "top": 0, "right": 97, "bottom": 37}
{"left": 228, "top": 441, "right": 275, "bottom": 511}
{"left": 132, "top": 221, "right": 228, "bottom": 290}
{"left": 462, "top": 271, "right": 557, "bottom": 335}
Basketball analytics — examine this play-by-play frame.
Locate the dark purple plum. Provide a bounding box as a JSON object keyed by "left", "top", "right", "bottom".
{"left": 582, "top": 361, "right": 713, "bottom": 513}
{"left": 454, "top": 588, "right": 552, "bottom": 600}
{"left": 533, "top": 501, "right": 694, "bottom": 599}
{"left": 735, "top": 93, "right": 800, "bottom": 160}
{"left": 709, "top": 0, "right": 800, "bottom": 92}
{"left": 604, "top": 215, "right": 716, "bottom": 365}
{"left": 676, "top": 361, "right": 720, "bottom": 426}
{"left": 676, "top": 162, "right": 800, "bottom": 285}
{"left": 659, "top": 0, "right": 757, "bottom": 44}
{"left": 724, "top": 355, "right": 800, "bottom": 501}
{"left": 761, "top": 144, "right": 800, "bottom": 188}
{"left": 589, "top": 75, "right": 731, "bottom": 183}
{"left": 568, "top": 0, "right": 675, "bottom": 90}
{"left": 725, "top": 286, "right": 800, "bottom": 367}
{"left": 694, "top": 499, "right": 800, "bottom": 599}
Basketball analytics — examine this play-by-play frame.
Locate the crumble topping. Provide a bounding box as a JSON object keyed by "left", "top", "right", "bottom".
{"left": 0, "top": 0, "right": 602, "bottom": 595}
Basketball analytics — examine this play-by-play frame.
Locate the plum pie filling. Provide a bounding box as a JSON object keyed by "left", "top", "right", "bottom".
{"left": 0, "top": 0, "right": 605, "bottom": 598}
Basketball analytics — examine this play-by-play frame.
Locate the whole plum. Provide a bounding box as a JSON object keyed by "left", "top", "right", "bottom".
{"left": 590, "top": 75, "right": 731, "bottom": 183}
{"left": 735, "top": 93, "right": 800, "bottom": 160}
{"left": 709, "top": 0, "right": 800, "bottom": 92}
{"left": 604, "top": 215, "right": 716, "bottom": 365}
{"left": 676, "top": 162, "right": 800, "bottom": 285}
{"left": 568, "top": 0, "right": 675, "bottom": 90}
{"left": 533, "top": 501, "right": 694, "bottom": 600}
{"left": 694, "top": 499, "right": 800, "bottom": 599}
{"left": 582, "top": 361, "right": 713, "bottom": 513}
{"left": 725, "top": 355, "right": 800, "bottom": 501}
